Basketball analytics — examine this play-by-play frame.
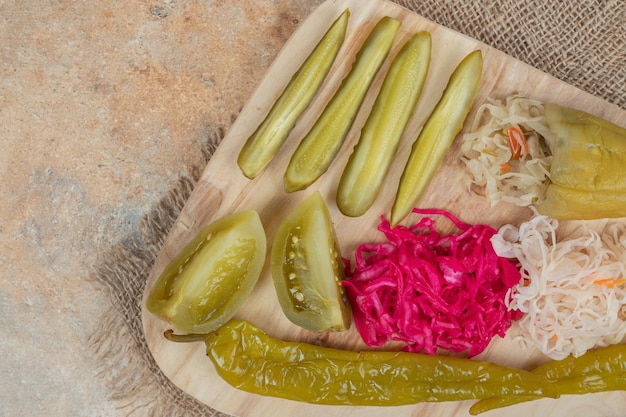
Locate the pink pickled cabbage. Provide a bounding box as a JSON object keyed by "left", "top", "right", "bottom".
{"left": 342, "top": 208, "right": 522, "bottom": 357}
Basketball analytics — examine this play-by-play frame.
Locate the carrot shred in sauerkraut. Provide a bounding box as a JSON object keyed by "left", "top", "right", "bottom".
{"left": 343, "top": 208, "right": 522, "bottom": 357}
{"left": 461, "top": 95, "right": 553, "bottom": 207}
{"left": 492, "top": 213, "right": 626, "bottom": 360}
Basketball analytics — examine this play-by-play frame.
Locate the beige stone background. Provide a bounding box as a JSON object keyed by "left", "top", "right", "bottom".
{"left": 1, "top": 1, "right": 322, "bottom": 415}
{"left": 1, "top": 0, "right": 624, "bottom": 416}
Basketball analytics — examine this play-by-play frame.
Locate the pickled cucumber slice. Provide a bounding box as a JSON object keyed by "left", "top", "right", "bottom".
{"left": 237, "top": 9, "right": 350, "bottom": 179}
{"left": 337, "top": 31, "right": 431, "bottom": 217}
{"left": 284, "top": 16, "right": 401, "bottom": 193}
{"left": 391, "top": 49, "right": 483, "bottom": 225}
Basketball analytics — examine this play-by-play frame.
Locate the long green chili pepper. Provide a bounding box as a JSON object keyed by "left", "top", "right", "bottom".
{"left": 469, "top": 343, "right": 626, "bottom": 414}
{"left": 284, "top": 16, "right": 401, "bottom": 193}
{"left": 165, "top": 320, "right": 559, "bottom": 406}
{"left": 237, "top": 8, "right": 350, "bottom": 179}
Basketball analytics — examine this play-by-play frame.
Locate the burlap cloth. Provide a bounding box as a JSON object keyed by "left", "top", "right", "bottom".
{"left": 90, "top": 1, "right": 625, "bottom": 416}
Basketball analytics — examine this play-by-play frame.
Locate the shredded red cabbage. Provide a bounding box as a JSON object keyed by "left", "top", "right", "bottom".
{"left": 343, "top": 208, "right": 522, "bottom": 357}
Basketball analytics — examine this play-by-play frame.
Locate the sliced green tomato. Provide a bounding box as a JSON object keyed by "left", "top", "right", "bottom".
{"left": 391, "top": 49, "right": 483, "bottom": 225}
{"left": 237, "top": 9, "right": 350, "bottom": 179}
{"left": 271, "top": 191, "right": 351, "bottom": 332}
{"left": 337, "top": 31, "right": 431, "bottom": 217}
{"left": 284, "top": 16, "right": 401, "bottom": 193}
{"left": 146, "top": 210, "right": 266, "bottom": 334}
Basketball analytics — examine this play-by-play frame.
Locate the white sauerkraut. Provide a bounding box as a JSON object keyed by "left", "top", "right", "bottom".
{"left": 491, "top": 213, "right": 626, "bottom": 360}
{"left": 461, "top": 95, "right": 553, "bottom": 207}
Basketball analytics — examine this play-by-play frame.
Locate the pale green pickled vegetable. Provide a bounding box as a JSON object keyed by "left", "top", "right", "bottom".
{"left": 146, "top": 210, "right": 267, "bottom": 334}
{"left": 237, "top": 9, "right": 350, "bottom": 179}
{"left": 271, "top": 191, "right": 351, "bottom": 332}
{"left": 537, "top": 185, "right": 626, "bottom": 220}
{"left": 536, "top": 103, "right": 626, "bottom": 219}
{"left": 165, "top": 320, "right": 559, "bottom": 406}
{"left": 391, "top": 49, "right": 483, "bottom": 225}
{"left": 284, "top": 16, "right": 401, "bottom": 193}
{"left": 337, "top": 31, "right": 431, "bottom": 217}
{"left": 470, "top": 343, "right": 626, "bottom": 414}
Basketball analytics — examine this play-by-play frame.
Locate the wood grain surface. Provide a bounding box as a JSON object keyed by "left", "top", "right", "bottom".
{"left": 141, "top": 0, "right": 626, "bottom": 416}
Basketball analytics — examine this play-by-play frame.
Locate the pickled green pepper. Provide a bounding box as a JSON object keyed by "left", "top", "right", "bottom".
{"left": 237, "top": 9, "right": 350, "bottom": 179}
{"left": 535, "top": 103, "right": 626, "bottom": 219}
{"left": 337, "top": 31, "right": 432, "bottom": 217}
{"left": 391, "top": 49, "right": 482, "bottom": 225}
{"left": 146, "top": 211, "right": 266, "bottom": 334}
{"left": 470, "top": 343, "right": 626, "bottom": 414}
{"left": 284, "top": 16, "right": 401, "bottom": 193}
{"left": 165, "top": 320, "right": 559, "bottom": 406}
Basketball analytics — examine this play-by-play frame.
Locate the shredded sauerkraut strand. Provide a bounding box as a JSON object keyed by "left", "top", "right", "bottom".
{"left": 461, "top": 95, "right": 553, "bottom": 207}
{"left": 491, "top": 212, "right": 626, "bottom": 360}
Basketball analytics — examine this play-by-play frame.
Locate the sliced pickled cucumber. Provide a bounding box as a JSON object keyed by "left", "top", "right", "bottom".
{"left": 284, "top": 16, "right": 401, "bottom": 193}
{"left": 237, "top": 9, "right": 350, "bottom": 179}
{"left": 391, "top": 49, "right": 483, "bottom": 225}
{"left": 337, "top": 31, "right": 431, "bottom": 217}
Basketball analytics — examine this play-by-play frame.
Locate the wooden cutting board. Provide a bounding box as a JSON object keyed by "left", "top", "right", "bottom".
{"left": 141, "top": 0, "right": 626, "bottom": 416}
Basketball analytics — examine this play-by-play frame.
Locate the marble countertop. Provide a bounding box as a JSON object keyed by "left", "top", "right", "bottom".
{"left": 0, "top": 1, "right": 322, "bottom": 415}
{"left": 2, "top": 1, "right": 624, "bottom": 416}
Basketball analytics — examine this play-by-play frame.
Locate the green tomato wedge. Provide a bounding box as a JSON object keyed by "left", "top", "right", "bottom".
{"left": 337, "top": 31, "right": 432, "bottom": 217}
{"left": 237, "top": 9, "right": 350, "bottom": 179}
{"left": 271, "top": 191, "right": 351, "bottom": 332}
{"left": 284, "top": 16, "right": 401, "bottom": 193}
{"left": 391, "top": 49, "right": 483, "bottom": 225}
{"left": 146, "top": 210, "right": 266, "bottom": 334}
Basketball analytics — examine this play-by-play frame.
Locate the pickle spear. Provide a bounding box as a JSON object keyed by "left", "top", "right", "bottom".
{"left": 284, "top": 16, "right": 401, "bottom": 193}
{"left": 337, "top": 31, "right": 431, "bottom": 217}
{"left": 391, "top": 49, "right": 483, "bottom": 225}
{"left": 237, "top": 9, "right": 350, "bottom": 179}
